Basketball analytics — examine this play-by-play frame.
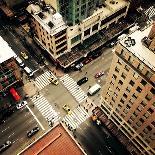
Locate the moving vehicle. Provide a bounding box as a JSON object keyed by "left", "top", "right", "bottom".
{"left": 74, "top": 62, "right": 83, "bottom": 70}
{"left": 21, "top": 51, "right": 28, "bottom": 59}
{"left": 27, "top": 127, "right": 40, "bottom": 138}
{"left": 88, "top": 84, "right": 101, "bottom": 96}
{"left": 15, "top": 56, "right": 24, "bottom": 67}
{"left": 77, "top": 77, "right": 88, "bottom": 86}
{"left": 49, "top": 77, "right": 59, "bottom": 85}
{"left": 24, "top": 67, "right": 34, "bottom": 77}
{"left": 0, "top": 141, "right": 12, "bottom": 153}
{"left": 95, "top": 71, "right": 104, "bottom": 78}
{"left": 63, "top": 104, "right": 72, "bottom": 115}
{"left": 16, "top": 101, "right": 27, "bottom": 110}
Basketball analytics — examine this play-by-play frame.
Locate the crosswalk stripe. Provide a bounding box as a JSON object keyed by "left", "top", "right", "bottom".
{"left": 31, "top": 94, "right": 60, "bottom": 124}
{"left": 60, "top": 74, "right": 88, "bottom": 104}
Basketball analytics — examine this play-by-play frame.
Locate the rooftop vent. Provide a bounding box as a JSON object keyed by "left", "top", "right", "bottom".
{"left": 110, "top": 0, "right": 116, "bottom": 4}
{"left": 124, "top": 37, "right": 136, "bottom": 47}
{"left": 48, "top": 21, "right": 54, "bottom": 29}
{"left": 38, "top": 12, "right": 45, "bottom": 19}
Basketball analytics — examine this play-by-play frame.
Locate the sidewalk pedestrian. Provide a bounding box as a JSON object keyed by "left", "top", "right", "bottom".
{"left": 85, "top": 72, "right": 87, "bottom": 75}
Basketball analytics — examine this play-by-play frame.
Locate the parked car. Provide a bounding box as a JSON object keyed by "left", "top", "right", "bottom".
{"left": 49, "top": 77, "right": 59, "bottom": 85}
{"left": 16, "top": 101, "right": 27, "bottom": 110}
{"left": 82, "top": 58, "right": 92, "bottom": 65}
{"left": 24, "top": 67, "right": 34, "bottom": 77}
{"left": 74, "top": 62, "right": 83, "bottom": 70}
{"left": 94, "top": 71, "right": 105, "bottom": 78}
{"left": 27, "top": 127, "right": 40, "bottom": 138}
{"left": 15, "top": 56, "right": 25, "bottom": 67}
{"left": 63, "top": 104, "right": 72, "bottom": 115}
{"left": 77, "top": 77, "right": 88, "bottom": 86}
{"left": 0, "top": 141, "right": 12, "bottom": 153}
{"left": 20, "top": 51, "right": 28, "bottom": 59}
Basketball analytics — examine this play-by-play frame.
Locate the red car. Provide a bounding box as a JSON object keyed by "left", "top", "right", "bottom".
{"left": 95, "top": 71, "right": 105, "bottom": 78}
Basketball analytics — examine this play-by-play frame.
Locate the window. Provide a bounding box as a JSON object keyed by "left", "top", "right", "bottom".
{"left": 115, "top": 66, "right": 120, "bottom": 73}
{"left": 121, "top": 72, "right": 126, "bottom": 79}
{"left": 110, "top": 81, "right": 114, "bottom": 86}
{"left": 143, "top": 112, "right": 150, "bottom": 119}
{"left": 136, "top": 86, "right": 142, "bottom": 93}
{"left": 150, "top": 88, "right": 155, "bottom": 94}
{"left": 114, "top": 92, "right": 118, "bottom": 97}
{"left": 116, "top": 87, "right": 120, "bottom": 91}
{"left": 71, "top": 34, "right": 81, "bottom": 44}
{"left": 84, "top": 28, "right": 90, "bottom": 36}
{"left": 133, "top": 72, "right": 139, "bottom": 79}
{"left": 129, "top": 80, "right": 135, "bottom": 86}
{"left": 132, "top": 93, "right": 137, "bottom": 99}
{"left": 140, "top": 79, "right": 147, "bottom": 86}
{"left": 146, "top": 125, "right": 152, "bottom": 131}
{"left": 92, "top": 23, "right": 99, "bottom": 31}
{"left": 145, "top": 71, "right": 152, "bottom": 79}
{"left": 126, "top": 104, "right": 131, "bottom": 109}
{"left": 143, "top": 128, "right": 149, "bottom": 134}
{"left": 139, "top": 118, "right": 144, "bottom": 123}
{"left": 118, "top": 80, "right": 123, "bottom": 85}
{"left": 121, "top": 114, "right": 125, "bottom": 118}
{"left": 140, "top": 101, "right": 146, "bottom": 107}
{"left": 123, "top": 108, "right": 128, "bottom": 114}
{"left": 137, "top": 105, "right": 143, "bottom": 112}
{"left": 112, "top": 74, "right": 117, "bottom": 80}
{"left": 126, "top": 86, "right": 131, "bottom": 93}
{"left": 136, "top": 121, "right": 142, "bottom": 127}
{"left": 128, "top": 56, "right": 134, "bottom": 63}
{"left": 147, "top": 108, "right": 154, "bottom": 114}
{"left": 116, "top": 108, "right": 119, "bottom": 113}
{"left": 117, "top": 59, "right": 122, "bottom": 65}
{"left": 133, "top": 111, "right": 138, "bottom": 117}
{"left": 123, "top": 93, "right": 127, "bottom": 98}
{"left": 145, "top": 94, "right": 152, "bottom": 101}
{"left": 151, "top": 121, "right": 155, "bottom": 127}
{"left": 120, "top": 98, "right": 125, "bottom": 104}
{"left": 125, "top": 65, "right": 130, "bottom": 71}
{"left": 138, "top": 63, "right": 144, "bottom": 71}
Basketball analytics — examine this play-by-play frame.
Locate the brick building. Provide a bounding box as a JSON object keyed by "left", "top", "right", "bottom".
{"left": 0, "top": 36, "right": 22, "bottom": 96}
{"left": 101, "top": 23, "right": 155, "bottom": 154}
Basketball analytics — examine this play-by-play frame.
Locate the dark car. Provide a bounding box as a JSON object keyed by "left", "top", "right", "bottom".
{"left": 0, "top": 141, "right": 12, "bottom": 153}
{"left": 27, "top": 127, "right": 40, "bottom": 138}
{"left": 77, "top": 77, "right": 88, "bottom": 86}
{"left": 82, "top": 58, "right": 92, "bottom": 65}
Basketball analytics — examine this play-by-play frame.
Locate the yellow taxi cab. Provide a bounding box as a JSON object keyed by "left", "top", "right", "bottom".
{"left": 20, "top": 51, "right": 28, "bottom": 59}
{"left": 63, "top": 104, "right": 72, "bottom": 115}
{"left": 49, "top": 77, "right": 59, "bottom": 85}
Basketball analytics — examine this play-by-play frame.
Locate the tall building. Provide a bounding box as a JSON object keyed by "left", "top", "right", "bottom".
{"left": 101, "top": 23, "right": 155, "bottom": 155}
{"left": 0, "top": 36, "right": 22, "bottom": 96}
{"left": 27, "top": 0, "right": 130, "bottom": 68}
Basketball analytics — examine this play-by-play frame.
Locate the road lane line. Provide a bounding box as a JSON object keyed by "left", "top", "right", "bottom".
{"left": 1, "top": 126, "right": 10, "bottom": 133}
{"left": 8, "top": 132, "right": 15, "bottom": 138}
{"left": 26, "top": 105, "right": 45, "bottom": 130}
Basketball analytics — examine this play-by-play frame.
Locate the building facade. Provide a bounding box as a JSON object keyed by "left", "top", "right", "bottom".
{"left": 101, "top": 24, "right": 155, "bottom": 155}
{"left": 27, "top": 0, "right": 130, "bottom": 67}
{"left": 0, "top": 36, "right": 22, "bottom": 96}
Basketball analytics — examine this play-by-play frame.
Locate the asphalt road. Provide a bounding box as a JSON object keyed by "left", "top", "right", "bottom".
{"left": 75, "top": 118, "right": 130, "bottom": 155}
{"left": 0, "top": 107, "right": 40, "bottom": 155}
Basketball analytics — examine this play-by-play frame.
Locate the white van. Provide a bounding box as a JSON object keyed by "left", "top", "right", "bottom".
{"left": 24, "top": 67, "right": 34, "bottom": 77}
{"left": 88, "top": 84, "right": 101, "bottom": 96}
{"left": 15, "top": 57, "right": 24, "bottom": 67}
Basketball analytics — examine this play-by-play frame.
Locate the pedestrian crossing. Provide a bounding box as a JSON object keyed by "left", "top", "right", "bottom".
{"left": 34, "top": 71, "right": 52, "bottom": 90}
{"left": 60, "top": 74, "right": 88, "bottom": 103}
{"left": 31, "top": 94, "right": 60, "bottom": 124}
{"left": 145, "top": 6, "right": 155, "bottom": 19}
{"left": 63, "top": 106, "right": 89, "bottom": 130}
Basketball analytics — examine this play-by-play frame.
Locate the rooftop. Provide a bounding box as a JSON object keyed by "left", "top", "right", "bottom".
{"left": 0, "top": 36, "right": 16, "bottom": 63}
{"left": 20, "top": 124, "right": 84, "bottom": 155}
{"left": 26, "top": 3, "right": 67, "bottom": 35}
{"left": 120, "top": 25, "right": 155, "bottom": 71}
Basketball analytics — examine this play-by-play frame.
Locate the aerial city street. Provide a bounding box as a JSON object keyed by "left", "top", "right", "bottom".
{"left": 0, "top": 0, "right": 155, "bottom": 155}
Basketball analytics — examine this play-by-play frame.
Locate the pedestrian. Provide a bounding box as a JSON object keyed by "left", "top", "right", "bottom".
{"left": 86, "top": 99, "right": 87, "bottom": 103}
{"left": 85, "top": 72, "right": 87, "bottom": 75}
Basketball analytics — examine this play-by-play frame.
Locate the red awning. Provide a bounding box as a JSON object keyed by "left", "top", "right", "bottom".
{"left": 10, "top": 88, "right": 21, "bottom": 101}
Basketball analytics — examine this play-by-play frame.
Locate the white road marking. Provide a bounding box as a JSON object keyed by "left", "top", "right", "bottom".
{"left": 8, "top": 132, "right": 15, "bottom": 138}
{"left": 26, "top": 105, "right": 45, "bottom": 130}
{"left": 1, "top": 126, "right": 10, "bottom": 133}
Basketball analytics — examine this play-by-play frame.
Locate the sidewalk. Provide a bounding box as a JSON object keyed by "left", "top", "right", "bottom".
{"left": 23, "top": 81, "right": 38, "bottom": 97}
{"left": 46, "top": 65, "right": 64, "bottom": 78}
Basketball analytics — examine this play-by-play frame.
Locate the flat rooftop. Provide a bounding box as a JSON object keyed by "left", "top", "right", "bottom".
{"left": 120, "top": 25, "right": 155, "bottom": 71}
{"left": 20, "top": 124, "right": 84, "bottom": 155}
{"left": 26, "top": 4, "right": 67, "bottom": 35}
{"left": 0, "top": 36, "right": 16, "bottom": 63}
